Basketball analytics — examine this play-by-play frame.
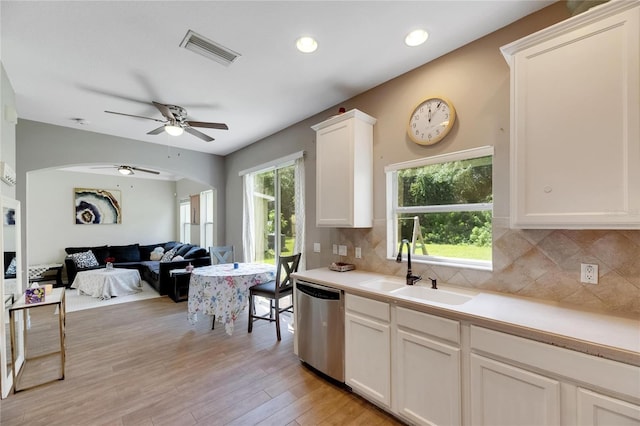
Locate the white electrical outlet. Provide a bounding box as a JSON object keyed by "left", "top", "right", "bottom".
{"left": 338, "top": 245, "right": 347, "bottom": 256}
{"left": 581, "top": 263, "right": 598, "bottom": 284}
{"left": 332, "top": 244, "right": 338, "bottom": 255}
{"left": 355, "top": 247, "right": 362, "bottom": 259}
{"left": 313, "top": 243, "right": 321, "bottom": 253}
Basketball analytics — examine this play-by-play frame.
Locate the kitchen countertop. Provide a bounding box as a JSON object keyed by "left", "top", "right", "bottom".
{"left": 292, "top": 268, "right": 640, "bottom": 367}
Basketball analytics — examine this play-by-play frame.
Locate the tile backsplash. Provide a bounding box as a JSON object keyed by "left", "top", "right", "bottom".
{"left": 335, "top": 221, "right": 640, "bottom": 316}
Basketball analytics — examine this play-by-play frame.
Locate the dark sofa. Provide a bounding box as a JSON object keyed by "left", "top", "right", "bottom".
{"left": 64, "top": 242, "right": 210, "bottom": 296}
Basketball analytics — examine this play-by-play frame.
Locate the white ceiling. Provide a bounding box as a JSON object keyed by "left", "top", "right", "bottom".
{"left": 1, "top": 1, "right": 555, "bottom": 159}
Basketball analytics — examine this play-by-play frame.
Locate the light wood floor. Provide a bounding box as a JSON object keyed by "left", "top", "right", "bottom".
{"left": 0, "top": 296, "right": 405, "bottom": 425}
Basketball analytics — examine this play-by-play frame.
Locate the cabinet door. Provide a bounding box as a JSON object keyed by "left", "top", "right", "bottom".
{"left": 395, "top": 328, "right": 461, "bottom": 425}
{"left": 470, "top": 353, "right": 561, "bottom": 426}
{"left": 345, "top": 311, "right": 391, "bottom": 407}
{"left": 506, "top": 3, "right": 640, "bottom": 228}
{"left": 316, "top": 118, "right": 355, "bottom": 227}
{"left": 577, "top": 388, "right": 640, "bottom": 426}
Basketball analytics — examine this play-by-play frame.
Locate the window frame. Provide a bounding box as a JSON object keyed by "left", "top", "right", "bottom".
{"left": 179, "top": 199, "right": 191, "bottom": 244}
{"left": 385, "top": 146, "right": 494, "bottom": 271}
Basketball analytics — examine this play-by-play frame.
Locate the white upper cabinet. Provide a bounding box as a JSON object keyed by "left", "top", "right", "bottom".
{"left": 312, "top": 109, "right": 376, "bottom": 228}
{"left": 501, "top": 1, "right": 640, "bottom": 229}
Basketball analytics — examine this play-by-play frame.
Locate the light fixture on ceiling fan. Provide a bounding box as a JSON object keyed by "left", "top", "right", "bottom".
{"left": 91, "top": 165, "right": 160, "bottom": 176}
{"left": 118, "top": 166, "right": 134, "bottom": 175}
{"left": 105, "top": 101, "right": 227, "bottom": 142}
{"left": 164, "top": 123, "right": 184, "bottom": 136}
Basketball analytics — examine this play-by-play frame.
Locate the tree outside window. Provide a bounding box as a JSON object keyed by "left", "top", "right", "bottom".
{"left": 387, "top": 147, "right": 493, "bottom": 269}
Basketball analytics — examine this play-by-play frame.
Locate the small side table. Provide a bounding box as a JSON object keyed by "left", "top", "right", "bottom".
{"left": 9, "top": 287, "right": 66, "bottom": 393}
{"left": 169, "top": 269, "right": 191, "bottom": 303}
{"left": 28, "top": 264, "right": 64, "bottom": 287}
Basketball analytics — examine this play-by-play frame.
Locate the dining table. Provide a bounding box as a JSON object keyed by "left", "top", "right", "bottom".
{"left": 187, "top": 262, "right": 276, "bottom": 335}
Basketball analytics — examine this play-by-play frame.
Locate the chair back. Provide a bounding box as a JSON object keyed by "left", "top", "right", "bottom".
{"left": 274, "top": 253, "right": 301, "bottom": 296}
{"left": 209, "top": 245, "right": 234, "bottom": 265}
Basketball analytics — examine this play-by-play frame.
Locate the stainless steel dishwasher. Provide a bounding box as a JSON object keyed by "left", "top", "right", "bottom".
{"left": 296, "top": 280, "right": 344, "bottom": 383}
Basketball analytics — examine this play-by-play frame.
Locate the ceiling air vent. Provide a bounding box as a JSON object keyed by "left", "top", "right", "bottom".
{"left": 180, "top": 30, "right": 241, "bottom": 66}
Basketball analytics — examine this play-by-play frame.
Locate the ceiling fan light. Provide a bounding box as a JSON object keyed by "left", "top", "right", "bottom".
{"left": 165, "top": 124, "right": 184, "bottom": 136}
{"left": 118, "top": 166, "right": 133, "bottom": 175}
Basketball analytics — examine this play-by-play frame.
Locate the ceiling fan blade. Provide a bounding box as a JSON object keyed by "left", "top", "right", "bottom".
{"left": 184, "top": 126, "right": 214, "bottom": 142}
{"left": 147, "top": 126, "right": 166, "bottom": 135}
{"left": 131, "top": 166, "right": 160, "bottom": 175}
{"left": 152, "top": 101, "right": 176, "bottom": 121}
{"left": 186, "top": 121, "right": 229, "bottom": 130}
{"left": 105, "top": 110, "right": 165, "bottom": 123}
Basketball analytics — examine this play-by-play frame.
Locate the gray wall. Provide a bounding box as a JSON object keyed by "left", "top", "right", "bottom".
{"left": 224, "top": 2, "right": 571, "bottom": 270}
{"left": 16, "top": 119, "right": 227, "bottom": 261}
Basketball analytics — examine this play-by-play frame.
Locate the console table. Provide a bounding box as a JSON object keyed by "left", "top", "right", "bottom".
{"left": 9, "top": 287, "right": 66, "bottom": 393}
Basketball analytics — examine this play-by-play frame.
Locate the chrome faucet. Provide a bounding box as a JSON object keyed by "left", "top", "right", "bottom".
{"left": 396, "top": 239, "right": 422, "bottom": 286}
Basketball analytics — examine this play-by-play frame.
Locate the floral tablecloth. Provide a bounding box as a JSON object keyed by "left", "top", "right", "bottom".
{"left": 188, "top": 263, "right": 276, "bottom": 335}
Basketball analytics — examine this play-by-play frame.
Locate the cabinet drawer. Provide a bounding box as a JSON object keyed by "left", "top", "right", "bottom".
{"left": 471, "top": 325, "right": 640, "bottom": 401}
{"left": 396, "top": 306, "right": 460, "bottom": 345}
{"left": 345, "top": 293, "right": 389, "bottom": 322}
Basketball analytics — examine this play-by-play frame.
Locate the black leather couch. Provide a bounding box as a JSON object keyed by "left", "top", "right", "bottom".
{"left": 64, "top": 242, "right": 210, "bottom": 296}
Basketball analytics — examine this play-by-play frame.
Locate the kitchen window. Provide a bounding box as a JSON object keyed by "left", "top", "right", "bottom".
{"left": 385, "top": 146, "right": 493, "bottom": 270}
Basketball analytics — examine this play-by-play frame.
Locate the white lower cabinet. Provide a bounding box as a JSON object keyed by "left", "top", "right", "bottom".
{"left": 395, "top": 307, "right": 461, "bottom": 426}
{"left": 470, "top": 353, "right": 561, "bottom": 425}
{"left": 577, "top": 388, "right": 640, "bottom": 426}
{"left": 471, "top": 325, "right": 640, "bottom": 426}
{"left": 345, "top": 294, "right": 391, "bottom": 408}
{"left": 344, "top": 294, "right": 640, "bottom": 426}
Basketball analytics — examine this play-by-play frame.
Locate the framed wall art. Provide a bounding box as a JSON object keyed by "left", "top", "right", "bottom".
{"left": 74, "top": 188, "right": 122, "bottom": 225}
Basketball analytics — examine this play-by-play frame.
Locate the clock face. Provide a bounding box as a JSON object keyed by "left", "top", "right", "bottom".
{"left": 408, "top": 97, "right": 456, "bottom": 145}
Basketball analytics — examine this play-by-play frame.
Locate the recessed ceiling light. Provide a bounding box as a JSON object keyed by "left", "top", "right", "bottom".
{"left": 405, "top": 29, "right": 429, "bottom": 47}
{"left": 296, "top": 36, "right": 318, "bottom": 53}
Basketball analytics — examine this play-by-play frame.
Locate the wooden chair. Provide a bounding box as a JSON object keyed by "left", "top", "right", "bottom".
{"left": 248, "top": 253, "right": 301, "bottom": 341}
{"left": 209, "top": 245, "right": 234, "bottom": 265}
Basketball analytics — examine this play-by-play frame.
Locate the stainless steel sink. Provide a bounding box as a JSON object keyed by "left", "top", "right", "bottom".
{"left": 360, "top": 280, "right": 405, "bottom": 292}
{"left": 390, "top": 285, "right": 473, "bottom": 305}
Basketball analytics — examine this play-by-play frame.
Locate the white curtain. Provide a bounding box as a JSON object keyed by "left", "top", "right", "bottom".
{"left": 294, "top": 156, "right": 306, "bottom": 271}
{"left": 242, "top": 174, "right": 255, "bottom": 263}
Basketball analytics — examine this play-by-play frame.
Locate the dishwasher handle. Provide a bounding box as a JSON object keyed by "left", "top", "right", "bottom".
{"left": 296, "top": 281, "right": 341, "bottom": 301}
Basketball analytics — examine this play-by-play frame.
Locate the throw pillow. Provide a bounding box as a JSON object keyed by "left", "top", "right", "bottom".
{"left": 149, "top": 247, "right": 164, "bottom": 261}
{"left": 160, "top": 247, "right": 177, "bottom": 262}
{"left": 109, "top": 244, "right": 141, "bottom": 262}
{"left": 6, "top": 257, "right": 16, "bottom": 275}
{"left": 172, "top": 255, "right": 184, "bottom": 262}
{"left": 184, "top": 246, "right": 206, "bottom": 259}
{"left": 69, "top": 250, "right": 99, "bottom": 269}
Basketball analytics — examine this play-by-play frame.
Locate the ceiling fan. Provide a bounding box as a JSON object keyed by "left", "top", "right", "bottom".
{"left": 105, "top": 101, "right": 228, "bottom": 142}
{"left": 92, "top": 165, "right": 160, "bottom": 176}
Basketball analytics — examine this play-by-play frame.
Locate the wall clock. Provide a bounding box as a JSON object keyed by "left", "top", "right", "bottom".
{"left": 407, "top": 97, "right": 456, "bottom": 145}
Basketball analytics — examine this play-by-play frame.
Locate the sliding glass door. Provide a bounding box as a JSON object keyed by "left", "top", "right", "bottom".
{"left": 252, "top": 165, "right": 296, "bottom": 264}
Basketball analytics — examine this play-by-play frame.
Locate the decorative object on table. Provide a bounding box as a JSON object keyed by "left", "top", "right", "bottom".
{"left": 105, "top": 257, "right": 115, "bottom": 269}
{"left": 329, "top": 262, "right": 355, "bottom": 272}
{"left": 74, "top": 188, "right": 122, "bottom": 225}
{"left": 25, "top": 287, "right": 45, "bottom": 304}
{"left": 407, "top": 96, "right": 456, "bottom": 145}
{"left": 233, "top": 262, "right": 239, "bottom": 269}
{"left": 185, "top": 263, "right": 194, "bottom": 272}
